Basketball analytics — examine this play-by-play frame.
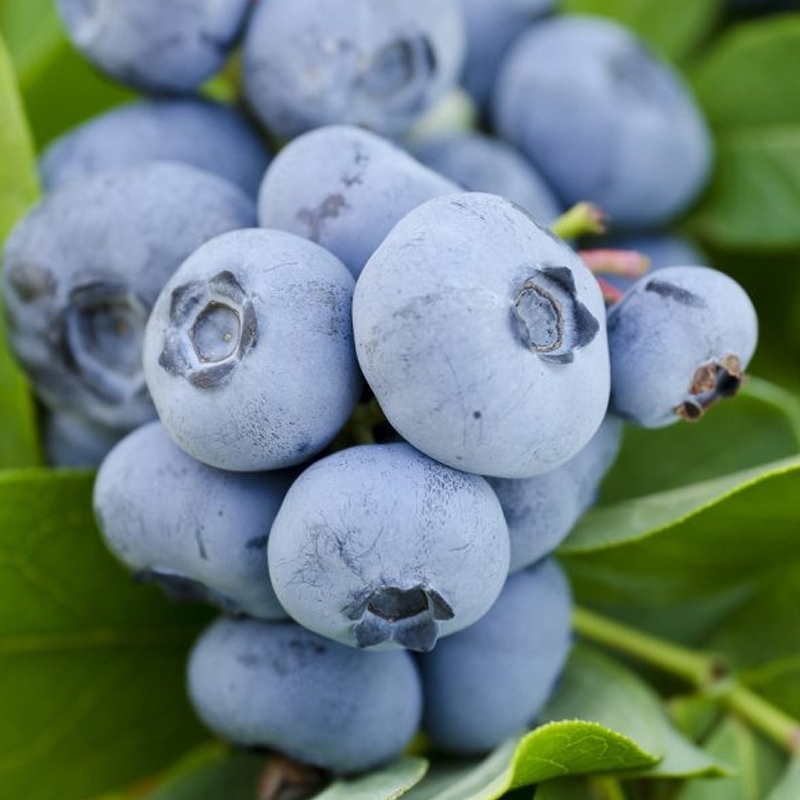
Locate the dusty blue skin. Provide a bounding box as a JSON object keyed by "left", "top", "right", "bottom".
{"left": 40, "top": 98, "right": 271, "bottom": 199}
{"left": 409, "top": 131, "right": 561, "bottom": 224}
{"left": 458, "top": 0, "right": 554, "bottom": 108}
{"left": 493, "top": 16, "right": 712, "bottom": 228}
{"left": 43, "top": 410, "right": 122, "bottom": 468}
{"left": 56, "top": 0, "right": 250, "bottom": 93}
{"left": 188, "top": 616, "right": 422, "bottom": 774}
{"left": 608, "top": 266, "right": 759, "bottom": 428}
{"left": 353, "top": 192, "right": 610, "bottom": 478}
{"left": 268, "top": 442, "right": 510, "bottom": 652}
{"left": 242, "top": 0, "right": 465, "bottom": 139}
{"left": 489, "top": 415, "right": 623, "bottom": 572}
{"left": 144, "top": 228, "right": 361, "bottom": 471}
{"left": 93, "top": 422, "right": 290, "bottom": 619}
{"left": 420, "top": 559, "right": 572, "bottom": 755}
{"left": 2, "top": 162, "right": 255, "bottom": 432}
{"left": 258, "top": 125, "right": 457, "bottom": 279}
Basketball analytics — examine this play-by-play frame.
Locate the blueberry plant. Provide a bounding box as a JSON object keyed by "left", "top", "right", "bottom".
{"left": 3, "top": 1, "right": 800, "bottom": 799}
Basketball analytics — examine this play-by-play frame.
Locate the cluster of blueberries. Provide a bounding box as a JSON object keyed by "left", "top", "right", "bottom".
{"left": 2, "top": 0, "right": 760, "bottom": 778}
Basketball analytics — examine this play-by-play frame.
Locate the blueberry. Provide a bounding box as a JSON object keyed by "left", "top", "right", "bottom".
{"left": 607, "top": 266, "right": 758, "bottom": 427}
{"left": 2, "top": 162, "right": 255, "bottom": 432}
{"left": 353, "top": 192, "right": 610, "bottom": 478}
{"left": 258, "top": 125, "right": 457, "bottom": 279}
{"left": 409, "top": 131, "right": 561, "bottom": 224}
{"left": 458, "top": 0, "right": 555, "bottom": 108}
{"left": 43, "top": 410, "right": 123, "bottom": 469}
{"left": 93, "top": 421, "right": 290, "bottom": 618}
{"left": 40, "top": 98, "right": 271, "bottom": 199}
{"left": 187, "top": 616, "right": 422, "bottom": 774}
{"left": 419, "top": 559, "right": 572, "bottom": 755}
{"left": 242, "top": 0, "right": 465, "bottom": 138}
{"left": 267, "top": 442, "right": 510, "bottom": 652}
{"left": 493, "top": 16, "right": 712, "bottom": 228}
{"left": 143, "top": 228, "right": 361, "bottom": 471}
{"left": 55, "top": 0, "right": 250, "bottom": 93}
{"left": 489, "top": 414, "right": 623, "bottom": 571}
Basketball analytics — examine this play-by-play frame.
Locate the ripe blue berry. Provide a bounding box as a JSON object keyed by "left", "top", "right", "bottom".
{"left": 489, "top": 415, "right": 623, "bottom": 571}
{"left": 94, "top": 421, "right": 291, "bottom": 619}
{"left": 494, "top": 16, "right": 712, "bottom": 227}
{"left": 144, "top": 228, "right": 361, "bottom": 471}
{"left": 40, "top": 98, "right": 271, "bottom": 199}
{"left": 410, "top": 131, "right": 561, "bottom": 223}
{"left": 353, "top": 192, "right": 610, "bottom": 478}
{"left": 268, "top": 442, "right": 510, "bottom": 652}
{"left": 2, "top": 162, "right": 255, "bottom": 432}
{"left": 420, "top": 559, "right": 572, "bottom": 755}
{"left": 607, "top": 266, "right": 758, "bottom": 427}
{"left": 188, "top": 616, "right": 422, "bottom": 774}
{"left": 258, "top": 125, "right": 457, "bottom": 279}
{"left": 56, "top": 0, "right": 250, "bottom": 93}
{"left": 458, "top": 0, "right": 555, "bottom": 108}
{"left": 43, "top": 411, "right": 122, "bottom": 469}
{"left": 242, "top": 0, "right": 465, "bottom": 138}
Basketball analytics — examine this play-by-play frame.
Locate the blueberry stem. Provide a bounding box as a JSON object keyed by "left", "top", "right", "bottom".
{"left": 589, "top": 776, "right": 629, "bottom": 800}
{"left": 574, "top": 606, "right": 800, "bottom": 754}
{"left": 596, "top": 277, "right": 626, "bottom": 306}
{"left": 579, "top": 248, "right": 650, "bottom": 279}
{"left": 550, "top": 202, "right": 608, "bottom": 240}
{"left": 257, "top": 752, "right": 328, "bottom": 800}
{"left": 573, "top": 607, "right": 715, "bottom": 686}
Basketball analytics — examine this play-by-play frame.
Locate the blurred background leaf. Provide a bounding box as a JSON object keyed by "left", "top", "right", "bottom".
{"left": 0, "top": 31, "right": 42, "bottom": 468}
{"left": 672, "top": 715, "right": 785, "bottom": 800}
{"left": 559, "top": 0, "right": 723, "bottom": 61}
{"left": 0, "top": 0, "right": 132, "bottom": 148}
{"left": 765, "top": 759, "right": 800, "bottom": 800}
{"left": 689, "top": 16, "right": 800, "bottom": 249}
{"left": 710, "top": 570, "right": 800, "bottom": 719}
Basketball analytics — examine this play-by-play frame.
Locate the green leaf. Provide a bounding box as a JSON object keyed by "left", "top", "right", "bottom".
{"left": 673, "top": 716, "right": 785, "bottom": 800}
{"left": 541, "top": 646, "right": 728, "bottom": 780}
{"left": 21, "top": 42, "right": 133, "bottom": 148}
{"left": 558, "top": 0, "right": 721, "bottom": 61}
{"left": 146, "top": 751, "right": 264, "bottom": 800}
{"left": 685, "top": 15, "right": 800, "bottom": 250}
{"left": 0, "top": 31, "right": 42, "bottom": 468}
{"left": 534, "top": 778, "right": 592, "bottom": 800}
{"left": 403, "top": 645, "right": 724, "bottom": 800}
{"left": 145, "top": 750, "right": 426, "bottom": 800}
{"left": 601, "top": 378, "right": 800, "bottom": 503}
{"left": 561, "top": 454, "right": 800, "bottom": 605}
{"left": 0, "top": 469, "right": 212, "bottom": 800}
{"left": 400, "top": 722, "right": 652, "bottom": 800}
{"left": 710, "top": 571, "right": 800, "bottom": 719}
{"left": 314, "top": 757, "right": 429, "bottom": 800}
{"left": 0, "top": 31, "right": 37, "bottom": 240}
{"left": 668, "top": 694, "right": 722, "bottom": 742}
{"left": 690, "top": 127, "right": 800, "bottom": 251}
{"left": 0, "top": 0, "right": 62, "bottom": 83}
{"left": 690, "top": 16, "right": 800, "bottom": 129}
{"left": 766, "top": 759, "right": 800, "bottom": 800}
